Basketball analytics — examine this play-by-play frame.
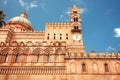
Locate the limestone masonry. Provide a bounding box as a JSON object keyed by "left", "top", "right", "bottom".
{"left": 0, "top": 6, "right": 120, "bottom": 80}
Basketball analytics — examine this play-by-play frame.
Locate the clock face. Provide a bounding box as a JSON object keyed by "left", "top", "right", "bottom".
{"left": 72, "top": 34, "right": 81, "bottom": 41}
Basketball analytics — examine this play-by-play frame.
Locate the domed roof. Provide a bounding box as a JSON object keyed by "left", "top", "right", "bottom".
{"left": 9, "top": 11, "right": 32, "bottom": 26}
{"left": 9, "top": 16, "right": 32, "bottom": 26}
{"left": 6, "top": 11, "right": 33, "bottom": 32}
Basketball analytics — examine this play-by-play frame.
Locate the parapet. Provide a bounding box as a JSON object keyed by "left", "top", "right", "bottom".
{"left": 65, "top": 51, "right": 120, "bottom": 59}
{"left": 46, "top": 22, "right": 70, "bottom": 29}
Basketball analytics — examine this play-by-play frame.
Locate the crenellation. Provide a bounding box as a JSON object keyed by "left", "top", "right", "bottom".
{"left": 46, "top": 22, "right": 70, "bottom": 28}
{"left": 117, "top": 51, "right": 120, "bottom": 58}
{"left": 110, "top": 52, "right": 116, "bottom": 58}
{"left": 89, "top": 51, "right": 97, "bottom": 58}
{"left": 64, "top": 51, "right": 120, "bottom": 59}
{"left": 98, "top": 52, "right": 103, "bottom": 58}
{"left": 104, "top": 52, "right": 110, "bottom": 58}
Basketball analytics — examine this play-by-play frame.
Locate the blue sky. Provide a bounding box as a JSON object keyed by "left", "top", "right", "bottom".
{"left": 0, "top": 0, "right": 120, "bottom": 54}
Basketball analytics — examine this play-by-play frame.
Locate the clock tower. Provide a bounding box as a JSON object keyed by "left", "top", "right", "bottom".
{"left": 68, "top": 5, "right": 86, "bottom": 55}
{"left": 70, "top": 5, "right": 83, "bottom": 46}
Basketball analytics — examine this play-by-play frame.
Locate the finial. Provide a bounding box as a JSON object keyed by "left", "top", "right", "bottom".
{"left": 20, "top": 10, "right": 28, "bottom": 18}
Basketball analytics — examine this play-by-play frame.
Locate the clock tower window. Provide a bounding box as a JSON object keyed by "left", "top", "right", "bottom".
{"left": 54, "top": 33, "right": 56, "bottom": 39}
{"left": 74, "top": 17, "right": 78, "bottom": 22}
{"left": 74, "top": 26, "right": 78, "bottom": 30}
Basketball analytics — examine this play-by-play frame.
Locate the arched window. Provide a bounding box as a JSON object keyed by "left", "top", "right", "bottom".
{"left": 82, "top": 63, "right": 86, "bottom": 72}
{"left": 4, "top": 53, "right": 9, "bottom": 63}
{"left": 74, "top": 17, "right": 78, "bottom": 22}
{"left": 15, "top": 53, "right": 19, "bottom": 63}
{"left": 93, "top": 63, "right": 98, "bottom": 73}
{"left": 116, "top": 63, "right": 120, "bottom": 73}
{"left": 47, "top": 53, "right": 50, "bottom": 63}
{"left": 54, "top": 33, "right": 56, "bottom": 39}
{"left": 66, "top": 34, "right": 68, "bottom": 39}
{"left": 47, "top": 33, "right": 49, "bottom": 39}
{"left": 60, "top": 33, "right": 62, "bottom": 40}
{"left": 104, "top": 63, "right": 109, "bottom": 72}
{"left": 74, "top": 26, "right": 79, "bottom": 30}
{"left": 70, "top": 63, "right": 76, "bottom": 73}
{"left": 76, "top": 26, "right": 78, "bottom": 29}
{"left": 37, "top": 54, "right": 40, "bottom": 63}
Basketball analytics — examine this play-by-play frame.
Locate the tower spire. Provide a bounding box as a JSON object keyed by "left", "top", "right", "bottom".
{"left": 20, "top": 10, "right": 28, "bottom": 18}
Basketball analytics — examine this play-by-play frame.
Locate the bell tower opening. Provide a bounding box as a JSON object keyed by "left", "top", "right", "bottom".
{"left": 70, "top": 5, "right": 81, "bottom": 24}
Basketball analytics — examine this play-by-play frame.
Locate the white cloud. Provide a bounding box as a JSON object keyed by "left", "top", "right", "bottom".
{"left": 60, "top": 14, "right": 69, "bottom": 22}
{"left": 30, "top": 1, "right": 38, "bottom": 8}
{"left": 18, "top": 0, "right": 38, "bottom": 10}
{"left": 59, "top": 8, "right": 70, "bottom": 22}
{"left": 107, "top": 46, "right": 116, "bottom": 52}
{"left": 65, "top": 10, "right": 70, "bottom": 16}
{"left": 80, "top": 8, "right": 86, "bottom": 14}
{"left": 114, "top": 27, "right": 120, "bottom": 38}
{"left": 19, "top": 0, "right": 27, "bottom": 7}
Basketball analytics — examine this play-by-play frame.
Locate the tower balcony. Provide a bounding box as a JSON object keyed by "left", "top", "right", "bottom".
{"left": 71, "top": 29, "right": 81, "bottom": 33}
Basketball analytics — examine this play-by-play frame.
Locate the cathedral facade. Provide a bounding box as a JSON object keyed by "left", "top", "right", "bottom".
{"left": 0, "top": 6, "right": 120, "bottom": 80}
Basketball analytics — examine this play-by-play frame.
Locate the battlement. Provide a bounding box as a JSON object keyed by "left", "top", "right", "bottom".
{"left": 46, "top": 22, "right": 70, "bottom": 29}
{"left": 46, "top": 22, "right": 70, "bottom": 25}
{"left": 65, "top": 51, "right": 120, "bottom": 59}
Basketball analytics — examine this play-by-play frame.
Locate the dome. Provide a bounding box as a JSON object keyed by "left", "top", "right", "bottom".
{"left": 6, "top": 11, "right": 33, "bottom": 32}
{"left": 9, "top": 16, "right": 32, "bottom": 26}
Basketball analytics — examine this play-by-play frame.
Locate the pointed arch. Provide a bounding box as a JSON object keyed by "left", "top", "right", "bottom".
{"left": 104, "top": 63, "right": 109, "bottom": 72}
{"left": 11, "top": 41, "right": 18, "bottom": 46}
{"left": 92, "top": 62, "right": 99, "bottom": 73}
{"left": 70, "top": 62, "right": 76, "bottom": 73}
{"left": 12, "top": 48, "right": 24, "bottom": 63}
{"left": 55, "top": 47, "right": 64, "bottom": 54}
{"left": 31, "top": 48, "right": 44, "bottom": 63}
{"left": 1, "top": 48, "right": 13, "bottom": 55}
{"left": 115, "top": 62, "right": 120, "bottom": 73}
{"left": 81, "top": 62, "right": 87, "bottom": 72}
{"left": 44, "top": 47, "right": 53, "bottom": 54}
{"left": 32, "top": 48, "right": 44, "bottom": 55}
{"left": 72, "top": 15, "right": 79, "bottom": 22}
{"left": 26, "top": 41, "right": 33, "bottom": 46}
{"left": 42, "top": 41, "right": 48, "bottom": 46}
{"left": 44, "top": 47, "right": 53, "bottom": 63}
{"left": 19, "top": 42, "right": 25, "bottom": 46}
{"left": 0, "top": 42, "right": 6, "bottom": 46}
{"left": 55, "top": 48, "right": 64, "bottom": 62}
{"left": 13, "top": 47, "right": 24, "bottom": 55}
{"left": 0, "top": 48, "right": 13, "bottom": 63}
